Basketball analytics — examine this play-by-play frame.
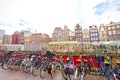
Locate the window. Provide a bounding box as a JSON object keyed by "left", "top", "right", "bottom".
{"left": 108, "top": 27, "right": 111, "bottom": 30}
{"left": 91, "top": 38, "right": 93, "bottom": 41}
{"left": 95, "top": 29, "right": 98, "bottom": 32}
{"left": 90, "top": 30, "right": 93, "bottom": 32}
{"left": 96, "top": 33, "right": 98, "bottom": 36}
{"left": 117, "top": 30, "right": 120, "bottom": 34}
{"left": 92, "top": 29, "right": 95, "bottom": 32}
{"left": 79, "top": 30, "right": 81, "bottom": 32}
{"left": 91, "top": 33, "right": 92, "bottom": 36}
{"left": 118, "top": 36, "right": 120, "bottom": 40}
{"left": 113, "top": 30, "right": 116, "bottom": 34}
{"left": 116, "top": 25, "right": 120, "bottom": 28}
{"left": 112, "top": 26, "right": 116, "bottom": 29}
{"left": 108, "top": 31, "right": 112, "bottom": 35}
{"left": 96, "top": 37, "right": 98, "bottom": 40}
{"left": 75, "top": 27, "right": 78, "bottom": 30}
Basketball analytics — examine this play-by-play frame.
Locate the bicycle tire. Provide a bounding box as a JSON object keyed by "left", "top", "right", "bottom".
{"left": 40, "top": 66, "right": 47, "bottom": 79}
{"left": 20, "top": 62, "right": 25, "bottom": 72}
{"left": 8, "top": 61, "right": 14, "bottom": 70}
{"left": 32, "top": 66, "right": 40, "bottom": 76}
{"left": 1, "top": 61, "right": 9, "bottom": 70}
{"left": 61, "top": 69, "right": 68, "bottom": 80}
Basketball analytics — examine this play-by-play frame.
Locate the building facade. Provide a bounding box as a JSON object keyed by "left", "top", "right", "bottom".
{"left": 89, "top": 25, "right": 99, "bottom": 42}
{"left": 31, "top": 33, "right": 42, "bottom": 44}
{"left": 106, "top": 22, "right": 120, "bottom": 41}
{"left": 75, "top": 24, "right": 82, "bottom": 42}
{"left": 24, "top": 31, "right": 32, "bottom": 44}
{"left": 0, "top": 29, "right": 5, "bottom": 44}
{"left": 52, "top": 25, "right": 71, "bottom": 42}
{"left": 19, "top": 30, "right": 25, "bottom": 44}
{"left": 3, "top": 34, "right": 12, "bottom": 44}
{"left": 82, "top": 28, "right": 90, "bottom": 42}
{"left": 62, "top": 25, "right": 70, "bottom": 41}
{"left": 69, "top": 31, "right": 75, "bottom": 41}
{"left": 12, "top": 31, "right": 20, "bottom": 44}
{"left": 41, "top": 34, "right": 50, "bottom": 43}
{"left": 52, "top": 27, "right": 62, "bottom": 42}
{"left": 99, "top": 24, "right": 108, "bottom": 41}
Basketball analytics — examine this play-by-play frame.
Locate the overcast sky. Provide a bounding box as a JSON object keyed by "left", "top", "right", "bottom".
{"left": 0, "top": 0, "right": 120, "bottom": 37}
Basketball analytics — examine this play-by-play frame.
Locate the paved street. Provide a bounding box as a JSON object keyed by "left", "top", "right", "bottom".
{"left": 0, "top": 67, "right": 106, "bottom": 80}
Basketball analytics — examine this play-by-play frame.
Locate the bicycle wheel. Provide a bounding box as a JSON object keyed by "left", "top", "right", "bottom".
{"left": 81, "top": 73, "right": 86, "bottom": 80}
{"left": 8, "top": 61, "right": 14, "bottom": 70}
{"left": 1, "top": 61, "right": 9, "bottom": 70}
{"left": 61, "top": 69, "right": 68, "bottom": 80}
{"left": 20, "top": 62, "right": 25, "bottom": 72}
{"left": 40, "top": 65, "right": 47, "bottom": 79}
{"left": 13, "top": 62, "right": 20, "bottom": 71}
{"left": 50, "top": 69, "right": 56, "bottom": 79}
{"left": 25, "top": 64, "right": 32, "bottom": 73}
{"left": 32, "top": 66, "right": 40, "bottom": 76}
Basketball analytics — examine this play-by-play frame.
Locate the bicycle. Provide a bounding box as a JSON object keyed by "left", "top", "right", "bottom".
{"left": 61, "top": 56, "right": 74, "bottom": 80}
{"left": 74, "top": 59, "right": 82, "bottom": 80}
{"left": 1, "top": 53, "right": 12, "bottom": 70}
{"left": 32, "top": 55, "right": 42, "bottom": 76}
{"left": 80, "top": 59, "right": 90, "bottom": 80}
{"left": 40, "top": 57, "right": 50, "bottom": 79}
{"left": 40, "top": 51, "right": 57, "bottom": 79}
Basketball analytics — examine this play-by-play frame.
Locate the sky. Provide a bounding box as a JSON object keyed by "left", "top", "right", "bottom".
{"left": 0, "top": 0, "right": 120, "bottom": 37}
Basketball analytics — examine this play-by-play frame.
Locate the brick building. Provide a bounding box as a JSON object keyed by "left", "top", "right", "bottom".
{"left": 106, "top": 22, "right": 120, "bottom": 41}
{"left": 52, "top": 25, "right": 71, "bottom": 42}
{"left": 12, "top": 31, "right": 20, "bottom": 44}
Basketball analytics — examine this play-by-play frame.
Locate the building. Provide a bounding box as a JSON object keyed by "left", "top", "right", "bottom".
{"left": 99, "top": 24, "right": 108, "bottom": 41}
{"left": 0, "top": 29, "right": 5, "bottom": 36}
{"left": 0, "top": 29, "right": 5, "bottom": 44}
{"left": 106, "top": 22, "right": 120, "bottom": 41}
{"left": 19, "top": 30, "right": 24, "bottom": 44}
{"left": 69, "top": 31, "right": 75, "bottom": 41}
{"left": 24, "top": 31, "right": 32, "bottom": 44}
{"left": 41, "top": 34, "right": 50, "bottom": 43}
{"left": 19, "top": 30, "right": 25, "bottom": 44}
{"left": 82, "top": 29, "right": 90, "bottom": 42}
{"left": 89, "top": 25, "right": 99, "bottom": 42}
{"left": 3, "top": 34, "right": 12, "bottom": 44}
{"left": 52, "top": 27, "right": 62, "bottom": 42}
{"left": 62, "top": 25, "right": 70, "bottom": 41}
{"left": 75, "top": 24, "right": 82, "bottom": 42}
{"left": 12, "top": 31, "right": 20, "bottom": 44}
{"left": 31, "top": 33, "right": 42, "bottom": 44}
{"left": 52, "top": 25, "right": 71, "bottom": 42}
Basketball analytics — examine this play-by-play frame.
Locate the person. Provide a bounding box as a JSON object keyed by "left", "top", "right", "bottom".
{"left": 104, "top": 61, "right": 113, "bottom": 80}
{"left": 82, "top": 59, "right": 89, "bottom": 75}
{"left": 76, "top": 58, "right": 82, "bottom": 75}
{"left": 113, "top": 60, "right": 120, "bottom": 80}
{"left": 81, "top": 59, "right": 89, "bottom": 80}
{"left": 64, "top": 56, "right": 74, "bottom": 75}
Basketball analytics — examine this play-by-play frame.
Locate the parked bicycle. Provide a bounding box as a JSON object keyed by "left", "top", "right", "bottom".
{"left": 61, "top": 56, "right": 74, "bottom": 80}
{"left": 74, "top": 58, "right": 82, "bottom": 80}
{"left": 40, "top": 51, "right": 57, "bottom": 79}
{"left": 81, "top": 59, "right": 90, "bottom": 80}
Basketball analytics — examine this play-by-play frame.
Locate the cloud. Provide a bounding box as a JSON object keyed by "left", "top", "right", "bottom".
{"left": 94, "top": 0, "right": 120, "bottom": 15}
{"left": 78, "top": 0, "right": 120, "bottom": 28}
{"left": 0, "top": 0, "right": 120, "bottom": 36}
{"left": 0, "top": 0, "right": 80, "bottom": 36}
